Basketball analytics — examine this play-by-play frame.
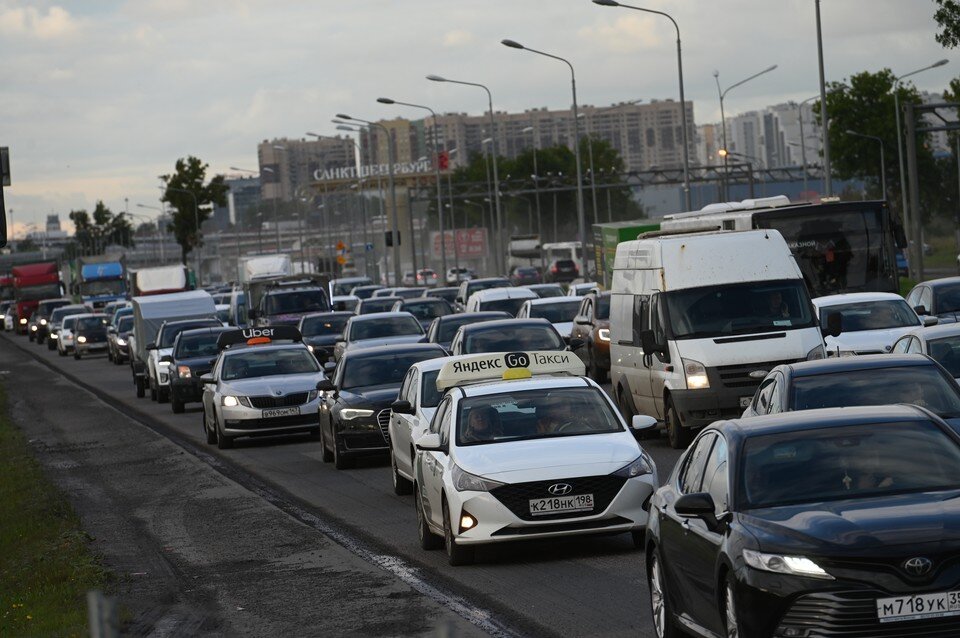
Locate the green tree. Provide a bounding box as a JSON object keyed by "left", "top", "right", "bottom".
{"left": 68, "top": 200, "right": 134, "bottom": 256}
{"left": 161, "top": 156, "right": 228, "bottom": 264}
{"left": 935, "top": 0, "right": 960, "bottom": 48}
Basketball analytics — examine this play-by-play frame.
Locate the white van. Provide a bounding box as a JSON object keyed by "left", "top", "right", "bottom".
{"left": 610, "top": 229, "right": 833, "bottom": 449}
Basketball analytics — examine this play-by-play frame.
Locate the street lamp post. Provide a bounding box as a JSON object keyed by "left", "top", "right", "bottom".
{"left": 591, "top": 0, "right": 691, "bottom": 210}
{"left": 427, "top": 74, "right": 504, "bottom": 275}
{"left": 522, "top": 126, "right": 546, "bottom": 271}
{"left": 814, "top": 0, "right": 833, "bottom": 196}
{"left": 446, "top": 147, "right": 461, "bottom": 278}
{"left": 845, "top": 130, "right": 886, "bottom": 198}
{"left": 377, "top": 97, "right": 448, "bottom": 278}
{"left": 336, "top": 114, "right": 403, "bottom": 286}
{"left": 501, "top": 39, "right": 589, "bottom": 281}
{"left": 713, "top": 65, "right": 778, "bottom": 200}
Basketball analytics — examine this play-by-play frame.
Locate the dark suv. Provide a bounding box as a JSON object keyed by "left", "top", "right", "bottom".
{"left": 545, "top": 259, "right": 578, "bottom": 283}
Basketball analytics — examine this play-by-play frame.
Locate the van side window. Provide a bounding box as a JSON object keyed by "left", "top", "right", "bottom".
{"left": 651, "top": 294, "right": 667, "bottom": 345}
{"left": 633, "top": 295, "right": 649, "bottom": 346}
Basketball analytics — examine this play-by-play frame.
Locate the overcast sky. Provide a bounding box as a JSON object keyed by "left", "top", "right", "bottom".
{"left": 2, "top": 0, "right": 954, "bottom": 234}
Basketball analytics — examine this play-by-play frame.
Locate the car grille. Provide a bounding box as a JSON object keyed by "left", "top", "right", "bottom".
{"left": 713, "top": 359, "right": 800, "bottom": 389}
{"left": 490, "top": 475, "right": 626, "bottom": 522}
{"left": 377, "top": 409, "right": 391, "bottom": 443}
{"left": 777, "top": 590, "right": 960, "bottom": 637}
{"left": 249, "top": 393, "right": 309, "bottom": 409}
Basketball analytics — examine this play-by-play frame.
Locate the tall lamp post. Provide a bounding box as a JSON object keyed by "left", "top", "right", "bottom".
{"left": 377, "top": 97, "right": 448, "bottom": 278}
{"left": 713, "top": 65, "right": 778, "bottom": 200}
{"left": 522, "top": 126, "right": 546, "bottom": 269}
{"left": 426, "top": 74, "right": 505, "bottom": 275}
{"left": 845, "top": 130, "right": 886, "bottom": 198}
{"left": 814, "top": 0, "right": 832, "bottom": 196}
{"left": 336, "top": 114, "right": 403, "bottom": 286}
{"left": 591, "top": 0, "right": 691, "bottom": 210}
{"left": 501, "top": 39, "right": 590, "bottom": 281}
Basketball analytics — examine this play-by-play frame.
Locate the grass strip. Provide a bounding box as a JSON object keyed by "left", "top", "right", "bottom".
{"left": 0, "top": 383, "right": 109, "bottom": 636}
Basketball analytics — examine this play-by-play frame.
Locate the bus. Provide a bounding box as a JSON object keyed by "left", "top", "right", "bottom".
{"left": 659, "top": 196, "right": 904, "bottom": 298}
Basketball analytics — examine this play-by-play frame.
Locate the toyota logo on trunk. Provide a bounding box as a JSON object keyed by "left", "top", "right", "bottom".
{"left": 903, "top": 557, "right": 933, "bottom": 576}
{"left": 548, "top": 483, "right": 573, "bottom": 496}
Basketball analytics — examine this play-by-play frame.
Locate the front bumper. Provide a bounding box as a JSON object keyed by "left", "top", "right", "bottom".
{"left": 671, "top": 386, "right": 753, "bottom": 429}
{"left": 336, "top": 415, "right": 390, "bottom": 456}
{"left": 170, "top": 378, "right": 204, "bottom": 403}
{"left": 449, "top": 475, "right": 655, "bottom": 546}
{"left": 76, "top": 341, "right": 108, "bottom": 355}
{"left": 220, "top": 400, "right": 321, "bottom": 437}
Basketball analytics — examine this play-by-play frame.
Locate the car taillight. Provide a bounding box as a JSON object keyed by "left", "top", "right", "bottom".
{"left": 551, "top": 266, "right": 558, "bottom": 273}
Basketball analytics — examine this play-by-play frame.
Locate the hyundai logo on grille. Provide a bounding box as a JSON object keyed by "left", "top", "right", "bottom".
{"left": 748, "top": 370, "right": 768, "bottom": 379}
{"left": 903, "top": 557, "right": 933, "bottom": 576}
{"left": 548, "top": 483, "right": 573, "bottom": 496}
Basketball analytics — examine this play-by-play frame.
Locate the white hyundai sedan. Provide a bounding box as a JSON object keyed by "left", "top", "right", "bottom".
{"left": 413, "top": 352, "right": 658, "bottom": 565}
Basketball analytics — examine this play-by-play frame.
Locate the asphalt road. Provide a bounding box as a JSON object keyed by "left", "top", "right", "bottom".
{"left": 4, "top": 332, "right": 686, "bottom": 637}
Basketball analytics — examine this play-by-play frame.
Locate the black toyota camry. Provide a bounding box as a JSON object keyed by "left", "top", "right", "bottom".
{"left": 645, "top": 404, "right": 960, "bottom": 638}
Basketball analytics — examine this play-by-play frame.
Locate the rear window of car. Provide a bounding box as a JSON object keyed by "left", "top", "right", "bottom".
{"left": 350, "top": 316, "right": 423, "bottom": 340}
{"left": 175, "top": 332, "right": 222, "bottom": 358}
{"left": 342, "top": 351, "right": 439, "bottom": 390}
{"left": 118, "top": 316, "right": 134, "bottom": 332}
{"left": 464, "top": 325, "right": 563, "bottom": 353}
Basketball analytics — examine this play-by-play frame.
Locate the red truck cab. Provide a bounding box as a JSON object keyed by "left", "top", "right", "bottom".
{"left": 12, "top": 262, "right": 61, "bottom": 334}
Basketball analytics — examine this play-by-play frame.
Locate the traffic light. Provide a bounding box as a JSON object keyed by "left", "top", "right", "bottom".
{"left": 438, "top": 151, "right": 449, "bottom": 171}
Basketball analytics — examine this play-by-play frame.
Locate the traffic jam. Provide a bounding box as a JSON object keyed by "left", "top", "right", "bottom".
{"left": 4, "top": 199, "right": 960, "bottom": 637}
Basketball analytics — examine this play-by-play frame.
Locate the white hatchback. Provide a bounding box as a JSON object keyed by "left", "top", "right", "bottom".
{"left": 814, "top": 292, "right": 929, "bottom": 356}
{"left": 387, "top": 357, "right": 448, "bottom": 495}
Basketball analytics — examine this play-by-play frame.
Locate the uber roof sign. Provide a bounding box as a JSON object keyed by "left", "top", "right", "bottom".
{"left": 436, "top": 351, "right": 585, "bottom": 391}
{"left": 217, "top": 326, "right": 302, "bottom": 350}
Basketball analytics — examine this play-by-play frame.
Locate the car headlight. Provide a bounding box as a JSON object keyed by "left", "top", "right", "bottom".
{"left": 451, "top": 462, "right": 505, "bottom": 492}
{"left": 40, "top": 319, "right": 47, "bottom": 326}
{"left": 306, "top": 390, "right": 320, "bottom": 402}
{"left": 116, "top": 337, "right": 126, "bottom": 346}
{"left": 597, "top": 328, "right": 611, "bottom": 342}
{"left": 50, "top": 333, "right": 58, "bottom": 340}
{"left": 30, "top": 324, "right": 37, "bottom": 331}
{"left": 682, "top": 358, "right": 710, "bottom": 390}
{"left": 76, "top": 335, "right": 87, "bottom": 343}
{"left": 612, "top": 452, "right": 655, "bottom": 479}
{"left": 806, "top": 345, "right": 825, "bottom": 360}
{"left": 742, "top": 549, "right": 834, "bottom": 580}
{"left": 340, "top": 408, "right": 374, "bottom": 420}
{"left": 19, "top": 318, "right": 27, "bottom": 324}
{"left": 221, "top": 395, "right": 251, "bottom": 408}
{"left": 177, "top": 365, "right": 192, "bottom": 378}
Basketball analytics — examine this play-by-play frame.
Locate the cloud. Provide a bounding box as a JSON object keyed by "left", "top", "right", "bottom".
{"left": 442, "top": 29, "right": 474, "bottom": 48}
{"left": 577, "top": 14, "right": 664, "bottom": 53}
{"left": 0, "top": 5, "right": 80, "bottom": 40}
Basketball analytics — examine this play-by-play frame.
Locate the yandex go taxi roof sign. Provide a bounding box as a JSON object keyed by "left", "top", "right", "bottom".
{"left": 436, "top": 351, "right": 585, "bottom": 391}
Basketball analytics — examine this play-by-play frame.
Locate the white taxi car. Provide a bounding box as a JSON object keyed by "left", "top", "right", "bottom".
{"left": 413, "top": 351, "right": 658, "bottom": 565}
{"left": 388, "top": 357, "right": 449, "bottom": 495}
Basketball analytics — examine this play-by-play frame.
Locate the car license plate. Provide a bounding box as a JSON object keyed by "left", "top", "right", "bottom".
{"left": 529, "top": 494, "right": 594, "bottom": 516}
{"left": 877, "top": 590, "right": 960, "bottom": 623}
{"left": 739, "top": 396, "right": 752, "bottom": 408}
{"left": 262, "top": 406, "right": 300, "bottom": 419}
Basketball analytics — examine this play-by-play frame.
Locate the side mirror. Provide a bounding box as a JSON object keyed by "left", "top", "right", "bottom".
{"left": 145, "top": 342, "right": 157, "bottom": 350}
{"left": 108, "top": 327, "right": 117, "bottom": 334}
{"left": 323, "top": 361, "right": 336, "bottom": 372}
{"left": 923, "top": 315, "right": 940, "bottom": 327}
{"left": 160, "top": 355, "right": 174, "bottom": 364}
{"left": 391, "top": 399, "right": 414, "bottom": 415}
{"left": 316, "top": 378, "right": 336, "bottom": 392}
{"left": 200, "top": 374, "right": 216, "bottom": 385}
{"left": 640, "top": 329, "right": 665, "bottom": 356}
{"left": 568, "top": 337, "right": 585, "bottom": 350}
{"left": 416, "top": 432, "right": 445, "bottom": 453}
{"left": 822, "top": 312, "right": 842, "bottom": 339}
{"left": 631, "top": 415, "right": 658, "bottom": 431}
{"left": 914, "top": 305, "right": 928, "bottom": 316}
{"left": 575, "top": 316, "right": 591, "bottom": 326}
{"left": 674, "top": 492, "right": 717, "bottom": 518}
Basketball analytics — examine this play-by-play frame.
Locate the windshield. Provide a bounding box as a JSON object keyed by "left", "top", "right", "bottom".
{"left": 18, "top": 283, "right": 61, "bottom": 301}
{"left": 359, "top": 298, "right": 399, "bottom": 314}
{"left": 334, "top": 279, "right": 370, "bottom": 296}
{"left": 76, "top": 316, "right": 108, "bottom": 331}
{"left": 438, "top": 315, "right": 501, "bottom": 342}
{"left": 427, "top": 289, "right": 458, "bottom": 303}
{"left": 928, "top": 336, "right": 960, "bottom": 378}
{"left": 464, "top": 325, "right": 563, "bottom": 353}
{"left": 264, "top": 289, "right": 330, "bottom": 315}
{"left": 394, "top": 288, "right": 424, "bottom": 300}
{"left": 82, "top": 280, "right": 125, "bottom": 296}
{"left": 936, "top": 283, "right": 960, "bottom": 314}
{"left": 118, "top": 316, "right": 134, "bottom": 332}
{"left": 62, "top": 317, "right": 79, "bottom": 330}
{"left": 532, "top": 286, "right": 564, "bottom": 298}
{"left": 301, "top": 315, "right": 349, "bottom": 337}
{"left": 480, "top": 298, "right": 528, "bottom": 316}
{"left": 51, "top": 307, "right": 86, "bottom": 322}
{"left": 819, "top": 299, "right": 918, "bottom": 332}
{"left": 175, "top": 333, "right": 221, "bottom": 358}
{"left": 596, "top": 295, "right": 610, "bottom": 320}
{"left": 352, "top": 286, "right": 380, "bottom": 300}
{"left": 528, "top": 301, "right": 580, "bottom": 324}
{"left": 160, "top": 321, "right": 220, "bottom": 348}
{"left": 402, "top": 300, "right": 452, "bottom": 322}
{"left": 665, "top": 279, "right": 816, "bottom": 340}
{"left": 216, "top": 307, "right": 230, "bottom": 323}
{"left": 342, "top": 351, "right": 437, "bottom": 390}
{"left": 791, "top": 366, "right": 960, "bottom": 417}
{"left": 456, "top": 387, "right": 621, "bottom": 446}
{"left": 467, "top": 279, "right": 510, "bottom": 297}
{"left": 739, "top": 421, "right": 960, "bottom": 509}
{"left": 112, "top": 308, "right": 133, "bottom": 327}
{"left": 350, "top": 317, "right": 423, "bottom": 341}
{"left": 421, "top": 370, "right": 442, "bottom": 408}
{"left": 221, "top": 348, "right": 319, "bottom": 380}
{"left": 38, "top": 300, "right": 69, "bottom": 316}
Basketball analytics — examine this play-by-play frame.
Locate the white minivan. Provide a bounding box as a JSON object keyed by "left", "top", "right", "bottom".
{"left": 610, "top": 229, "right": 835, "bottom": 449}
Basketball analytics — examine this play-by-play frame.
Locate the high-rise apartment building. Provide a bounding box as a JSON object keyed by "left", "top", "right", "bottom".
{"left": 257, "top": 137, "right": 355, "bottom": 201}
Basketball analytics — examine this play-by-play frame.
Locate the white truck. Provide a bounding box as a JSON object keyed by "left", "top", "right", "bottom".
{"left": 129, "top": 290, "right": 217, "bottom": 399}
{"left": 239, "top": 254, "right": 292, "bottom": 284}
{"left": 609, "top": 229, "right": 835, "bottom": 449}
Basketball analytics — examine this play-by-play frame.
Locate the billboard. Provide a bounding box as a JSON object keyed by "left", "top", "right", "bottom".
{"left": 430, "top": 228, "right": 488, "bottom": 259}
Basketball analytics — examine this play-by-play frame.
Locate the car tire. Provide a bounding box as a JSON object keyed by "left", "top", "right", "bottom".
{"left": 149, "top": 381, "right": 157, "bottom": 402}
{"left": 391, "top": 450, "right": 413, "bottom": 496}
{"left": 135, "top": 377, "right": 145, "bottom": 398}
{"left": 631, "top": 530, "right": 645, "bottom": 549}
{"left": 157, "top": 387, "right": 169, "bottom": 404}
{"left": 648, "top": 550, "right": 681, "bottom": 638}
{"left": 74, "top": 350, "right": 81, "bottom": 360}
{"left": 416, "top": 486, "right": 442, "bottom": 550}
{"left": 216, "top": 419, "right": 234, "bottom": 450}
{"left": 588, "top": 346, "right": 607, "bottom": 383}
{"left": 443, "top": 500, "right": 474, "bottom": 566}
{"left": 320, "top": 426, "right": 334, "bottom": 463}
{"left": 666, "top": 397, "right": 691, "bottom": 450}
{"left": 58, "top": 346, "right": 66, "bottom": 357}
{"left": 47, "top": 340, "right": 56, "bottom": 351}
{"left": 204, "top": 408, "right": 217, "bottom": 445}
{"left": 332, "top": 432, "right": 354, "bottom": 470}
{"left": 28, "top": 332, "right": 34, "bottom": 342}
{"left": 171, "top": 397, "right": 184, "bottom": 414}
{"left": 721, "top": 573, "right": 741, "bottom": 638}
